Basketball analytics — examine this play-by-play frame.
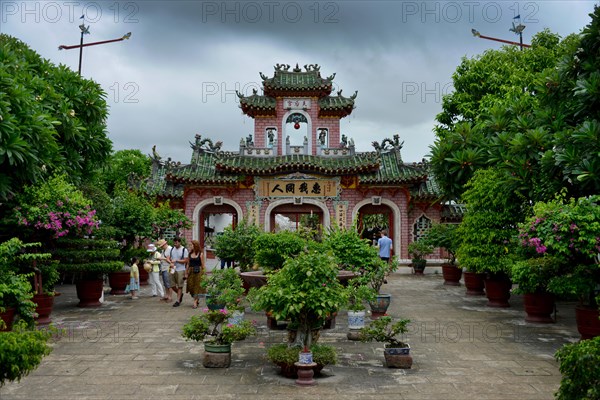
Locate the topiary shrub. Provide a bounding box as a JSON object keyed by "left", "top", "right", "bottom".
{"left": 52, "top": 238, "right": 122, "bottom": 280}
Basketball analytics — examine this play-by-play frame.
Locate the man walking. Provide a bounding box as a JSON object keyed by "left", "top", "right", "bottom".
{"left": 169, "top": 237, "right": 189, "bottom": 307}
{"left": 377, "top": 230, "right": 393, "bottom": 284}
{"left": 377, "top": 229, "right": 393, "bottom": 262}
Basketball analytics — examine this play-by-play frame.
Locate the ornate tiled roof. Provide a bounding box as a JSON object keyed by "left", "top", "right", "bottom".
{"left": 411, "top": 176, "right": 441, "bottom": 201}
{"left": 359, "top": 150, "right": 428, "bottom": 184}
{"left": 318, "top": 90, "right": 357, "bottom": 118}
{"left": 215, "top": 153, "right": 380, "bottom": 176}
{"left": 260, "top": 64, "right": 335, "bottom": 97}
{"left": 236, "top": 90, "right": 276, "bottom": 117}
{"left": 143, "top": 136, "right": 437, "bottom": 198}
{"left": 441, "top": 203, "right": 466, "bottom": 222}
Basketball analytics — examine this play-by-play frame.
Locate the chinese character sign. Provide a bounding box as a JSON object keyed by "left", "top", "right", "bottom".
{"left": 259, "top": 178, "right": 337, "bottom": 198}
{"left": 335, "top": 203, "right": 347, "bottom": 229}
{"left": 283, "top": 98, "right": 311, "bottom": 110}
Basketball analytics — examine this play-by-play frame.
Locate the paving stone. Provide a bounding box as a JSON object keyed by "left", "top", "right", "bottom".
{"left": 0, "top": 275, "right": 581, "bottom": 399}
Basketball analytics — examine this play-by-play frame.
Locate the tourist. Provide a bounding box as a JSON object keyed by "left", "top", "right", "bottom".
{"left": 377, "top": 229, "right": 392, "bottom": 262}
{"left": 129, "top": 257, "right": 140, "bottom": 300}
{"left": 146, "top": 244, "right": 164, "bottom": 298}
{"left": 377, "top": 230, "right": 392, "bottom": 284}
{"left": 169, "top": 237, "right": 189, "bottom": 307}
{"left": 156, "top": 239, "right": 173, "bottom": 302}
{"left": 185, "top": 240, "right": 206, "bottom": 309}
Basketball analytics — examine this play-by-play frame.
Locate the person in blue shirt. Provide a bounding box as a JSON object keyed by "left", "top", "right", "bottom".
{"left": 377, "top": 229, "right": 393, "bottom": 284}
{"left": 377, "top": 229, "right": 393, "bottom": 262}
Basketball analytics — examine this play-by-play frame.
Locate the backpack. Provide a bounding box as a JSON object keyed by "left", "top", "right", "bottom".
{"left": 170, "top": 246, "right": 188, "bottom": 263}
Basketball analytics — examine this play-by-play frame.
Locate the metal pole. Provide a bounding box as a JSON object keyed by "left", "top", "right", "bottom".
{"left": 519, "top": 31, "right": 523, "bottom": 51}
{"left": 78, "top": 29, "right": 84, "bottom": 75}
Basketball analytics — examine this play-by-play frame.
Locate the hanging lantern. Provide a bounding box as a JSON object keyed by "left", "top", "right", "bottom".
{"left": 294, "top": 122, "right": 300, "bottom": 129}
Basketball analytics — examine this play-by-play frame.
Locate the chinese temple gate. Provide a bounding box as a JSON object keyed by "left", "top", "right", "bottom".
{"left": 145, "top": 64, "right": 460, "bottom": 267}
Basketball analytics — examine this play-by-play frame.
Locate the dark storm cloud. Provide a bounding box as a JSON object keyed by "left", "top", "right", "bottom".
{"left": 1, "top": 0, "right": 597, "bottom": 162}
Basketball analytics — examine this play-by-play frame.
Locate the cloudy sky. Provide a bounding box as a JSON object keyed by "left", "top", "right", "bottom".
{"left": 2, "top": 1, "right": 596, "bottom": 163}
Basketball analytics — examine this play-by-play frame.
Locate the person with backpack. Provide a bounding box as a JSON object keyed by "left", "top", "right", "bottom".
{"left": 169, "top": 237, "right": 189, "bottom": 307}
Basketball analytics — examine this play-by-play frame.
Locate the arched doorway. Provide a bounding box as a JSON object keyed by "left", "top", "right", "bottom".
{"left": 269, "top": 203, "right": 323, "bottom": 234}
{"left": 199, "top": 204, "right": 238, "bottom": 262}
{"left": 357, "top": 204, "right": 394, "bottom": 254}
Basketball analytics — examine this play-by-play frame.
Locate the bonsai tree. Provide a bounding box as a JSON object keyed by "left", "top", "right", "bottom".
{"left": 407, "top": 240, "right": 434, "bottom": 269}
{"left": 201, "top": 268, "right": 245, "bottom": 311}
{"left": 253, "top": 230, "right": 306, "bottom": 272}
{"left": 181, "top": 308, "right": 256, "bottom": 346}
{"left": 365, "top": 257, "right": 398, "bottom": 295}
{"left": 266, "top": 343, "right": 337, "bottom": 378}
{"left": 213, "top": 219, "right": 262, "bottom": 272}
{"left": 555, "top": 336, "right": 600, "bottom": 400}
{"left": 249, "top": 249, "right": 348, "bottom": 351}
{"left": 359, "top": 315, "right": 411, "bottom": 349}
{"left": 346, "top": 276, "right": 376, "bottom": 312}
{"left": 422, "top": 223, "right": 460, "bottom": 266}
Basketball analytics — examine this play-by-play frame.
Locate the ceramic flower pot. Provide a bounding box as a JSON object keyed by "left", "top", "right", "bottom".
{"left": 203, "top": 342, "right": 231, "bottom": 368}
{"left": 384, "top": 344, "right": 412, "bottom": 368}
{"left": 370, "top": 293, "right": 391, "bottom": 319}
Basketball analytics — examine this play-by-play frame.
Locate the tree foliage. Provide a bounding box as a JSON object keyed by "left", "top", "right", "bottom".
{"left": 0, "top": 34, "right": 111, "bottom": 202}
{"left": 430, "top": 28, "right": 582, "bottom": 201}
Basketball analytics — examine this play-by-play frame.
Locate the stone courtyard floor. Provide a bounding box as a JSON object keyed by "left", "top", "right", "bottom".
{"left": 0, "top": 273, "right": 581, "bottom": 400}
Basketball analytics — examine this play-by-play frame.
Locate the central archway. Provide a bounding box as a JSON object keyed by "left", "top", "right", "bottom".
{"left": 264, "top": 199, "right": 330, "bottom": 232}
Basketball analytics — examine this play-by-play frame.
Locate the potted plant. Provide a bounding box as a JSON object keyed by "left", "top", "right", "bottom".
{"left": 214, "top": 219, "right": 263, "bottom": 273}
{"left": 511, "top": 257, "right": 561, "bottom": 323}
{"left": 181, "top": 308, "right": 256, "bottom": 368}
{"left": 423, "top": 223, "right": 462, "bottom": 285}
{"left": 345, "top": 276, "right": 376, "bottom": 339}
{"left": 0, "top": 238, "right": 50, "bottom": 330}
{"left": 554, "top": 336, "right": 600, "bottom": 399}
{"left": 202, "top": 268, "right": 245, "bottom": 312}
{"left": 518, "top": 193, "right": 600, "bottom": 338}
{"left": 364, "top": 256, "right": 398, "bottom": 319}
{"left": 456, "top": 169, "right": 520, "bottom": 307}
{"left": 108, "top": 264, "right": 131, "bottom": 295}
{"left": 359, "top": 315, "right": 412, "bottom": 368}
{"left": 407, "top": 240, "right": 434, "bottom": 275}
{"left": 249, "top": 249, "right": 347, "bottom": 364}
{"left": 52, "top": 238, "right": 123, "bottom": 307}
{"left": 266, "top": 343, "right": 337, "bottom": 378}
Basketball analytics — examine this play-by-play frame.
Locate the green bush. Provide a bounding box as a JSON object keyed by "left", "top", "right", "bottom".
{"left": 555, "top": 336, "right": 600, "bottom": 400}
{"left": 267, "top": 343, "right": 337, "bottom": 366}
{"left": 0, "top": 321, "right": 54, "bottom": 386}
{"left": 213, "top": 219, "right": 262, "bottom": 271}
{"left": 253, "top": 231, "right": 306, "bottom": 271}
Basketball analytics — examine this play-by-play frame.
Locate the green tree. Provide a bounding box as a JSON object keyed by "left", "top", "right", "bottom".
{"left": 430, "top": 29, "right": 579, "bottom": 201}
{"left": 537, "top": 6, "right": 600, "bottom": 197}
{"left": 456, "top": 168, "right": 520, "bottom": 276}
{"left": 0, "top": 35, "right": 111, "bottom": 202}
{"left": 105, "top": 186, "right": 154, "bottom": 249}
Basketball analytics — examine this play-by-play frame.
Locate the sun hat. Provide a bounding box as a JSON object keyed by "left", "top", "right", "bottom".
{"left": 147, "top": 244, "right": 157, "bottom": 252}
{"left": 155, "top": 239, "right": 168, "bottom": 247}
